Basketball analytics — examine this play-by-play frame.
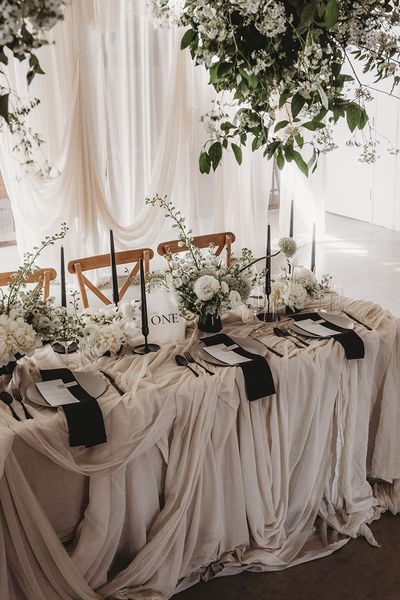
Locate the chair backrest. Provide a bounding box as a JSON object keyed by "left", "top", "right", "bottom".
{"left": 0, "top": 268, "right": 57, "bottom": 302}
{"left": 68, "top": 248, "right": 154, "bottom": 309}
{"left": 157, "top": 232, "right": 236, "bottom": 266}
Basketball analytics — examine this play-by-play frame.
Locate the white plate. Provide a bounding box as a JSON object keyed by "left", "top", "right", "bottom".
{"left": 289, "top": 312, "right": 354, "bottom": 339}
{"left": 196, "top": 335, "right": 266, "bottom": 367}
{"left": 26, "top": 371, "right": 107, "bottom": 407}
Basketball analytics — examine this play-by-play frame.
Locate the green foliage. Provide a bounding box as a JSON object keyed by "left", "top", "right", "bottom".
{"left": 171, "top": 0, "right": 400, "bottom": 175}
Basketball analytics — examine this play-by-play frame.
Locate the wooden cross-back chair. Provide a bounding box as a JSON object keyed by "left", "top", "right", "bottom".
{"left": 0, "top": 268, "right": 57, "bottom": 302}
{"left": 68, "top": 248, "right": 154, "bottom": 309}
{"left": 157, "top": 232, "right": 236, "bottom": 266}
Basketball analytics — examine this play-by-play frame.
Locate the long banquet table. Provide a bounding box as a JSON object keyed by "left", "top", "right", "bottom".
{"left": 1, "top": 298, "right": 400, "bottom": 599}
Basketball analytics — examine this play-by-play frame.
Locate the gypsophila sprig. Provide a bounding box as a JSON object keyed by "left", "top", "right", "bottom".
{"left": 146, "top": 194, "right": 254, "bottom": 319}
{"left": 150, "top": 0, "right": 400, "bottom": 174}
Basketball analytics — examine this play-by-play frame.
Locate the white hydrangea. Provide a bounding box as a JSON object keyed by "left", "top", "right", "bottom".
{"left": 0, "top": 312, "right": 41, "bottom": 367}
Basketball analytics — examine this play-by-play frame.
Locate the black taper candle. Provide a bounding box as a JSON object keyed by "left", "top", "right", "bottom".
{"left": 289, "top": 199, "right": 294, "bottom": 238}
{"left": 109, "top": 230, "right": 119, "bottom": 305}
{"left": 311, "top": 222, "right": 316, "bottom": 273}
{"left": 60, "top": 245, "right": 67, "bottom": 308}
{"left": 265, "top": 223, "right": 271, "bottom": 297}
{"left": 139, "top": 258, "right": 149, "bottom": 339}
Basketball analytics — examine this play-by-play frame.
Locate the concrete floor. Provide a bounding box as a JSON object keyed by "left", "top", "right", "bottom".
{"left": 176, "top": 513, "right": 400, "bottom": 600}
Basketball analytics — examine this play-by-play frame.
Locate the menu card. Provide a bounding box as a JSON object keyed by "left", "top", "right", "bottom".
{"left": 203, "top": 343, "right": 252, "bottom": 365}
{"left": 36, "top": 379, "right": 80, "bottom": 407}
{"left": 294, "top": 319, "right": 337, "bottom": 338}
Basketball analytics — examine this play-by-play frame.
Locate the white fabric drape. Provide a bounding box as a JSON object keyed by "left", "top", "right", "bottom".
{"left": 0, "top": 0, "right": 272, "bottom": 270}
{"left": 1, "top": 297, "right": 400, "bottom": 599}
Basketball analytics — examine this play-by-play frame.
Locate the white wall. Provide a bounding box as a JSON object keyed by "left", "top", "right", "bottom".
{"left": 325, "top": 77, "right": 400, "bottom": 230}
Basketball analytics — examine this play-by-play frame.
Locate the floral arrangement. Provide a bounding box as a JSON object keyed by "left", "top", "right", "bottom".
{"left": 272, "top": 265, "right": 330, "bottom": 311}
{"left": 0, "top": 0, "right": 67, "bottom": 173}
{"left": 151, "top": 0, "right": 400, "bottom": 173}
{"left": 0, "top": 223, "right": 68, "bottom": 370}
{"left": 146, "top": 194, "right": 253, "bottom": 320}
{"left": 78, "top": 303, "right": 136, "bottom": 360}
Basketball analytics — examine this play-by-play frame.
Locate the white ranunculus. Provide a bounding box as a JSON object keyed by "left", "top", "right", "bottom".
{"left": 193, "top": 275, "right": 220, "bottom": 301}
{"left": 228, "top": 290, "right": 242, "bottom": 308}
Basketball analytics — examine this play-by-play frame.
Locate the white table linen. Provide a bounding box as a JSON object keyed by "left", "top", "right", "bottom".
{"left": 0, "top": 298, "right": 399, "bottom": 599}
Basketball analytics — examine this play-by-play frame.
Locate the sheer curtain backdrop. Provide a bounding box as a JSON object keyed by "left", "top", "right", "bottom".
{"left": 0, "top": 0, "right": 274, "bottom": 275}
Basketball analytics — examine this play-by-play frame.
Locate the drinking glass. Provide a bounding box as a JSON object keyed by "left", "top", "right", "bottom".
{"left": 248, "top": 285, "right": 265, "bottom": 322}
{"left": 330, "top": 284, "right": 343, "bottom": 313}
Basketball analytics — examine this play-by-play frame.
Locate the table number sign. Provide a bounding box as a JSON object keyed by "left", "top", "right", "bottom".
{"left": 146, "top": 290, "right": 186, "bottom": 345}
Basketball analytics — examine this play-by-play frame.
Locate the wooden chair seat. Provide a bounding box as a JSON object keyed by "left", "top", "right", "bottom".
{"left": 157, "top": 232, "right": 235, "bottom": 266}
{"left": 0, "top": 268, "right": 57, "bottom": 302}
{"left": 68, "top": 248, "right": 154, "bottom": 309}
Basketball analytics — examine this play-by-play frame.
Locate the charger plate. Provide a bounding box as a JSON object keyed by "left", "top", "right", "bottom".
{"left": 26, "top": 371, "right": 107, "bottom": 407}
{"left": 195, "top": 335, "right": 266, "bottom": 367}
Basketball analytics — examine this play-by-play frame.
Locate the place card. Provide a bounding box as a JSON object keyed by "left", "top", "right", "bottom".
{"left": 203, "top": 343, "right": 252, "bottom": 365}
{"left": 36, "top": 379, "right": 80, "bottom": 407}
{"left": 294, "top": 319, "right": 336, "bottom": 338}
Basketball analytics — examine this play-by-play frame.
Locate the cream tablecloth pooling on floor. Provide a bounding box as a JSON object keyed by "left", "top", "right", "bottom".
{"left": 0, "top": 298, "right": 400, "bottom": 600}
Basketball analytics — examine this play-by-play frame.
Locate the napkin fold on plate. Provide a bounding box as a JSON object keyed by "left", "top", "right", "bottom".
{"left": 39, "top": 368, "right": 107, "bottom": 447}
{"left": 293, "top": 313, "right": 365, "bottom": 359}
{"left": 201, "top": 333, "right": 276, "bottom": 401}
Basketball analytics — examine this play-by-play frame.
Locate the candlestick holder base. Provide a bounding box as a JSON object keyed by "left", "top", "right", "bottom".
{"left": 52, "top": 341, "right": 78, "bottom": 354}
{"left": 133, "top": 343, "right": 160, "bottom": 355}
{"left": 256, "top": 312, "right": 274, "bottom": 323}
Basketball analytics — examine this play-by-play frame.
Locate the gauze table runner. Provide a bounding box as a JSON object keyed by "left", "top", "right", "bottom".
{"left": 0, "top": 298, "right": 400, "bottom": 599}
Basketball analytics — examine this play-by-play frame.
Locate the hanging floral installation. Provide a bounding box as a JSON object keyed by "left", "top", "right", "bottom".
{"left": 0, "top": 0, "right": 66, "bottom": 173}
{"left": 150, "top": 0, "right": 400, "bottom": 175}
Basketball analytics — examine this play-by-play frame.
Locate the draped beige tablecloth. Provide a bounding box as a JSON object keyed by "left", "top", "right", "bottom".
{"left": 1, "top": 298, "right": 400, "bottom": 600}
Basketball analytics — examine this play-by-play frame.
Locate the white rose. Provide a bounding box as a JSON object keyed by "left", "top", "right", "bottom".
{"left": 193, "top": 275, "right": 220, "bottom": 301}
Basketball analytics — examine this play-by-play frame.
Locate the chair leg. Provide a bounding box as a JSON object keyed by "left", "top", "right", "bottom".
{"left": 75, "top": 264, "right": 89, "bottom": 309}
{"left": 43, "top": 271, "right": 50, "bottom": 302}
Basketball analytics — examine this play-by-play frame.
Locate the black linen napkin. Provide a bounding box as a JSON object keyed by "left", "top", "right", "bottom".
{"left": 201, "top": 333, "right": 276, "bottom": 401}
{"left": 293, "top": 313, "right": 365, "bottom": 360}
{"left": 40, "top": 368, "right": 107, "bottom": 447}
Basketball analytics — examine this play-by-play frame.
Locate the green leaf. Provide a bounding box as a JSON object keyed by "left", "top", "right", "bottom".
{"left": 29, "top": 54, "right": 45, "bottom": 75}
{"left": 346, "top": 103, "right": 363, "bottom": 132}
{"left": 180, "top": 28, "right": 196, "bottom": 50}
{"left": 231, "top": 143, "right": 242, "bottom": 165}
{"left": 276, "top": 151, "right": 285, "bottom": 170}
{"left": 325, "top": 0, "right": 340, "bottom": 29}
{"left": 274, "top": 120, "right": 289, "bottom": 133}
{"left": 279, "top": 90, "right": 290, "bottom": 108}
{"left": 252, "top": 136, "right": 262, "bottom": 151}
{"left": 302, "top": 121, "right": 326, "bottom": 131}
{"left": 291, "top": 93, "right": 306, "bottom": 118}
{"left": 199, "top": 151, "right": 211, "bottom": 174}
{"left": 292, "top": 151, "right": 309, "bottom": 176}
{"left": 0, "top": 93, "right": 9, "bottom": 124}
{"left": 209, "top": 141, "right": 223, "bottom": 171}
{"left": 318, "top": 86, "right": 329, "bottom": 110}
{"left": 295, "top": 133, "right": 304, "bottom": 148}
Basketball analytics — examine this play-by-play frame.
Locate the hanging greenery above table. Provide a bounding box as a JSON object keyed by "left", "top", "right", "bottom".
{"left": 0, "top": 0, "right": 66, "bottom": 174}
{"left": 151, "top": 0, "right": 400, "bottom": 175}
